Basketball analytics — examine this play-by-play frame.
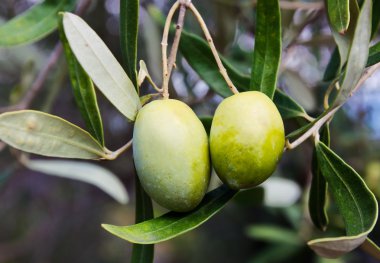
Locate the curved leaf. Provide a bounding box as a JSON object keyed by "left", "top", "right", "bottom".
{"left": 308, "top": 142, "right": 378, "bottom": 258}
{"left": 273, "top": 89, "right": 308, "bottom": 119}
{"left": 120, "top": 0, "right": 139, "bottom": 87}
{"left": 58, "top": 17, "right": 104, "bottom": 146}
{"left": 361, "top": 238, "right": 380, "bottom": 260}
{"left": 0, "top": 0, "right": 75, "bottom": 46}
{"left": 327, "top": 0, "right": 350, "bottom": 34}
{"left": 309, "top": 125, "right": 330, "bottom": 231}
{"left": 62, "top": 12, "right": 141, "bottom": 121}
{"left": 25, "top": 159, "right": 128, "bottom": 204}
{"left": 250, "top": 0, "right": 281, "bottom": 99}
{"left": 336, "top": 0, "right": 372, "bottom": 104}
{"left": 0, "top": 110, "right": 106, "bottom": 159}
{"left": 102, "top": 186, "right": 237, "bottom": 244}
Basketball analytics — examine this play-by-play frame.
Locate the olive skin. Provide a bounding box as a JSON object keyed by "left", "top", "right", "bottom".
{"left": 133, "top": 99, "right": 210, "bottom": 212}
{"left": 210, "top": 91, "right": 285, "bottom": 189}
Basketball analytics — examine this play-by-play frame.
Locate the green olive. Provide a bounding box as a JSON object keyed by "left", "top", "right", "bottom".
{"left": 210, "top": 91, "right": 285, "bottom": 189}
{"left": 133, "top": 99, "right": 210, "bottom": 212}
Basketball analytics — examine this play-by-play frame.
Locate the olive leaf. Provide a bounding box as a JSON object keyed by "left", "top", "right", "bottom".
{"left": 367, "top": 41, "right": 380, "bottom": 67}
{"left": 272, "top": 89, "right": 308, "bottom": 120}
{"left": 330, "top": 0, "right": 359, "bottom": 71}
{"left": 58, "top": 16, "right": 104, "bottom": 146}
{"left": 102, "top": 186, "right": 237, "bottom": 244}
{"left": 308, "top": 142, "right": 378, "bottom": 258}
{"left": 0, "top": 110, "right": 107, "bottom": 159}
{"left": 250, "top": 0, "right": 281, "bottom": 99}
{"left": 371, "top": 0, "right": 380, "bottom": 39}
{"left": 25, "top": 159, "right": 128, "bottom": 204}
{"left": 309, "top": 125, "right": 330, "bottom": 231}
{"left": 326, "top": 0, "right": 350, "bottom": 34}
{"left": 335, "top": 0, "right": 372, "bottom": 104}
{"left": 62, "top": 12, "right": 141, "bottom": 121}
{"left": 0, "top": 0, "right": 76, "bottom": 46}
{"left": 120, "top": 0, "right": 139, "bottom": 87}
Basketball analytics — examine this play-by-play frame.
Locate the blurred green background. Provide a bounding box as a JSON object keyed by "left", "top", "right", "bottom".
{"left": 0, "top": 0, "right": 380, "bottom": 262}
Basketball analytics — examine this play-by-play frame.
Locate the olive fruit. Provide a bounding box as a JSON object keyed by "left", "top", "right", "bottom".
{"left": 133, "top": 99, "right": 210, "bottom": 212}
{"left": 210, "top": 91, "right": 285, "bottom": 189}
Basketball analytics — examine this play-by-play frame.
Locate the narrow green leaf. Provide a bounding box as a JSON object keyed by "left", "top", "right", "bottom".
{"left": 179, "top": 31, "right": 249, "bottom": 97}
{"left": 0, "top": 110, "right": 106, "bottom": 159}
{"left": 102, "top": 186, "right": 237, "bottom": 244}
{"left": 246, "top": 225, "right": 301, "bottom": 246}
{"left": 250, "top": 0, "right": 281, "bottom": 99}
{"left": 330, "top": 0, "right": 359, "bottom": 71}
{"left": 309, "top": 125, "right": 330, "bottom": 231}
{"left": 336, "top": 0, "right": 372, "bottom": 104}
{"left": 120, "top": 0, "right": 139, "bottom": 87}
{"left": 367, "top": 41, "right": 380, "bottom": 67}
{"left": 323, "top": 47, "right": 341, "bottom": 81}
{"left": 308, "top": 142, "right": 378, "bottom": 258}
{"left": 361, "top": 238, "right": 380, "bottom": 260}
{"left": 58, "top": 16, "right": 104, "bottom": 146}
{"left": 25, "top": 159, "right": 128, "bottom": 204}
{"left": 273, "top": 89, "right": 308, "bottom": 120}
{"left": 326, "top": 0, "right": 350, "bottom": 34}
{"left": 0, "top": 0, "right": 76, "bottom": 46}
{"left": 371, "top": 0, "right": 380, "bottom": 39}
{"left": 131, "top": 177, "right": 154, "bottom": 263}
{"left": 62, "top": 12, "right": 141, "bottom": 121}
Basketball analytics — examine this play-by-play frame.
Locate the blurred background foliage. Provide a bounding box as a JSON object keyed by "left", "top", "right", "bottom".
{"left": 0, "top": 0, "right": 380, "bottom": 262}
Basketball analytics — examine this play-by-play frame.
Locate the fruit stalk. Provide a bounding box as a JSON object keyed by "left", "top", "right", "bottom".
{"left": 161, "top": 0, "right": 189, "bottom": 99}
{"left": 187, "top": 3, "right": 239, "bottom": 95}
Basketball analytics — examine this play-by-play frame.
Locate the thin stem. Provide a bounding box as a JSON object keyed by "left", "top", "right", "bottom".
{"left": 285, "top": 106, "right": 340, "bottom": 151}
{"left": 105, "top": 139, "right": 133, "bottom": 160}
{"left": 161, "top": 1, "right": 181, "bottom": 99}
{"left": 323, "top": 81, "right": 339, "bottom": 110}
{"left": 162, "top": 1, "right": 189, "bottom": 99}
{"left": 187, "top": 3, "right": 239, "bottom": 94}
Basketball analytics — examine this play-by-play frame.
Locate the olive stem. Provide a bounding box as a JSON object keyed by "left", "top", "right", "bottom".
{"left": 105, "top": 139, "right": 133, "bottom": 160}
{"left": 161, "top": 1, "right": 182, "bottom": 99}
{"left": 187, "top": 3, "right": 239, "bottom": 95}
{"left": 285, "top": 106, "right": 340, "bottom": 151}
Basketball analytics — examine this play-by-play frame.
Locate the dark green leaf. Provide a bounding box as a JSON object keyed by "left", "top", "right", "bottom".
{"left": 102, "top": 186, "right": 237, "bottom": 244}
{"left": 25, "top": 159, "right": 128, "bottom": 203}
{"left": 0, "top": 110, "right": 106, "bottom": 159}
{"left": 250, "top": 0, "right": 281, "bottom": 99}
{"left": 309, "top": 125, "right": 330, "bottom": 231}
{"left": 326, "top": 0, "right": 350, "bottom": 34}
{"left": 58, "top": 16, "right": 104, "bottom": 146}
{"left": 120, "top": 0, "right": 139, "bottom": 87}
{"left": 336, "top": 0, "right": 372, "bottom": 104}
{"left": 131, "top": 177, "right": 154, "bottom": 263}
{"left": 308, "top": 142, "right": 378, "bottom": 258}
{"left": 323, "top": 47, "right": 341, "bottom": 81}
{"left": 273, "top": 88, "right": 307, "bottom": 120}
{"left": 179, "top": 31, "right": 249, "bottom": 97}
{"left": 62, "top": 12, "right": 141, "bottom": 121}
{"left": 248, "top": 244, "right": 301, "bottom": 263}
{"left": 367, "top": 41, "right": 380, "bottom": 67}
{"left": 371, "top": 0, "right": 380, "bottom": 39}
{"left": 0, "top": 0, "right": 75, "bottom": 46}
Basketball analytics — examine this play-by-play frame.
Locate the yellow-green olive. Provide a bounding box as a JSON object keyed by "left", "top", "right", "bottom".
{"left": 210, "top": 91, "right": 285, "bottom": 189}
{"left": 133, "top": 99, "right": 210, "bottom": 212}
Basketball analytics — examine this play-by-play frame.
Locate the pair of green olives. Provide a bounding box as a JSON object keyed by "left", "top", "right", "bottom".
{"left": 133, "top": 91, "right": 285, "bottom": 212}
